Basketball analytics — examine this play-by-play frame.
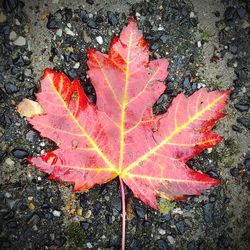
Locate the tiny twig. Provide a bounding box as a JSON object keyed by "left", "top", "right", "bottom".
{"left": 119, "top": 177, "right": 126, "bottom": 250}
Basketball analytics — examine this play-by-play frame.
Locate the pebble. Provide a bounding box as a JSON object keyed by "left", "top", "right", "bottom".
{"left": 73, "top": 62, "right": 80, "bottom": 69}
{"left": 56, "top": 29, "right": 62, "bottom": 37}
{"left": 80, "top": 10, "right": 88, "bottom": 22}
{"left": 190, "top": 12, "right": 195, "bottom": 18}
{"left": 5, "top": 192, "right": 12, "bottom": 198}
{"left": 237, "top": 117, "right": 250, "bottom": 130}
{"left": 54, "top": 237, "right": 66, "bottom": 247}
{"left": 84, "top": 210, "right": 92, "bottom": 219}
{"left": 135, "top": 206, "right": 144, "bottom": 218}
{"left": 107, "top": 11, "right": 118, "bottom": 26}
{"left": 230, "top": 167, "right": 239, "bottom": 177}
{"left": 183, "top": 76, "right": 191, "bottom": 89}
{"left": 160, "top": 212, "right": 171, "bottom": 222}
{"left": 82, "top": 30, "right": 92, "bottom": 43}
{"left": 4, "top": 82, "right": 19, "bottom": 94}
{"left": 47, "top": 13, "right": 61, "bottom": 29}
{"left": 69, "top": 53, "right": 79, "bottom": 62}
{"left": 87, "top": 20, "right": 98, "bottom": 29}
{"left": 76, "top": 207, "right": 82, "bottom": 216}
{"left": 28, "top": 214, "right": 40, "bottom": 225}
{"left": 65, "top": 27, "right": 75, "bottom": 36}
{"left": 13, "top": 36, "right": 26, "bottom": 46}
{"left": 234, "top": 103, "right": 249, "bottom": 112}
{"left": 197, "top": 41, "right": 202, "bottom": 48}
{"left": 159, "top": 228, "right": 166, "bottom": 235}
{"left": 158, "top": 24, "right": 164, "bottom": 31}
{"left": 12, "top": 148, "right": 28, "bottom": 159}
{"left": 197, "top": 82, "right": 206, "bottom": 88}
{"left": 0, "top": 12, "right": 7, "bottom": 23}
{"left": 176, "top": 220, "right": 185, "bottom": 234}
{"left": 172, "top": 207, "right": 183, "bottom": 214}
{"left": 229, "top": 44, "right": 238, "bottom": 54}
{"left": 109, "top": 234, "right": 120, "bottom": 247}
{"left": 24, "top": 68, "right": 32, "bottom": 77}
{"left": 241, "top": 20, "right": 249, "bottom": 29}
{"left": 167, "top": 235, "right": 175, "bottom": 245}
{"left": 155, "top": 239, "right": 170, "bottom": 250}
{"left": 160, "top": 34, "right": 169, "bottom": 44}
{"left": 80, "top": 221, "right": 90, "bottom": 230}
{"left": 86, "top": 242, "right": 93, "bottom": 248}
{"left": 15, "top": 18, "right": 21, "bottom": 25}
{"left": 237, "top": 6, "right": 246, "bottom": 19}
{"left": 190, "top": 17, "right": 198, "bottom": 27}
{"left": 9, "top": 30, "right": 17, "bottom": 41}
{"left": 203, "top": 203, "right": 214, "bottom": 223}
{"left": 5, "top": 158, "right": 15, "bottom": 166}
{"left": 13, "top": 55, "right": 25, "bottom": 67}
{"left": 96, "top": 36, "right": 103, "bottom": 44}
{"left": 52, "top": 210, "right": 61, "bottom": 217}
{"left": 28, "top": 202, "right": 35, "bottom": 210}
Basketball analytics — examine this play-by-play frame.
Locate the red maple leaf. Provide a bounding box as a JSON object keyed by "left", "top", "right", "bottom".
{"left": 17, "top": 18, "right": 229, "bottom": 249}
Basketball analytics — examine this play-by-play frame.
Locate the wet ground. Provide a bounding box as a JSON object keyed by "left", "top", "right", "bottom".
{"left": 0, "top": 0, "right": 250, "bottom": 249}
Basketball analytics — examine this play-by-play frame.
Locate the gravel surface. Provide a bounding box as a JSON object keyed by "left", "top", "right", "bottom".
{"left": 0, "top": 0, "right": 249, "bottom": 249}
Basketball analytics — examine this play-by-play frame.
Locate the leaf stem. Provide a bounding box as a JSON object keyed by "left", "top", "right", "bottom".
{"left": 119, "top": 177, "right": 126, "bottom": 250}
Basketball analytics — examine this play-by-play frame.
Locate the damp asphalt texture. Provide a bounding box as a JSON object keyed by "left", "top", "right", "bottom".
{"left": 0, "top": 0, "right": 250, "bottom": 249}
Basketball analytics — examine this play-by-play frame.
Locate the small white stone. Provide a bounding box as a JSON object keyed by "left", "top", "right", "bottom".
{"left": 86, "top": 242, "right": 93, "bottom": 248}
{"left": 66, "top": 23, "right": 72, "bottom": 28}
{"left": 5, "top": 158, "right": 15, "bottom": 166}
{"left": 53, "top": 210, "right": 61, "bottom": 217}
{"left": 28, "top": 196, "right": 33, "bottom": 201}
{"left": 38, "top": 176, "right": 42, "bottom": 181}
{"left": 88, "top": 13, "right": 93, "bottom": 18}
{"left": 197, "top": 82, "right": 206, "bottom": 89}
{"left": 197, "top": 41, "right": 202, "bottom": 48}
{"left": 73, "top": 62, "right": 80, "bottom": 69}
{"left": 158, "top": 25, "right": 164, "bottom": 31}
{"left": 159, "top": 228, "right": 166, "bottom": 235}
{"left": 84, "top": 210, "right": 92, "bottom": 219}
{"left": 56, "top": 29, "right": 62, "bottom": 37}
{"left": 189, "top": 12, "right": 195, "bottom": 18}
{"left": 167, "top": 235, "right": 175, "bottom": 245}
{"left": 65, "top": 27, "right": 75, "bottom": 36}
{"left": 0, "top": 12, "right": 7, "bottom": 23}
{"left": 5, "top": 192, "right": 12, "bottom": 198}
{"left": 13, "top": 36, "right": 26, "bottom": 46}
{"left": 96, "top": 36, "right": 103, "bottom": 45}
{"left": 15, "top": 19, "right": 21, "bottom": 25}
{"left": 135, "top": 12, "right": 141, "bottom": 17}
{"left": 172, "top": 207, "right": 183, "bottom": 214}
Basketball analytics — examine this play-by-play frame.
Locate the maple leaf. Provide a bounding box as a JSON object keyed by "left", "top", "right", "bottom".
{"left": 18, "top": 18, "right": 229, "bottom": 248}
